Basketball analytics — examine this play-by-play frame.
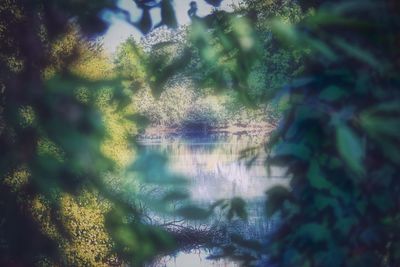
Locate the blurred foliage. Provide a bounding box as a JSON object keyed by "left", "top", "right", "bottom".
{"left": 0, "top": 0, "right": 184, "bottom": 266}
{"left": 262, "top": 1, "right": 400, "bottom": 266}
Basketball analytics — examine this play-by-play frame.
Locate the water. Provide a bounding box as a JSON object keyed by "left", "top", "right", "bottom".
{"left": 151, "top": 249, "right": 240, "bottom": 267}
{"left": 139, "top": 133, "right": 287, "bottom": 267}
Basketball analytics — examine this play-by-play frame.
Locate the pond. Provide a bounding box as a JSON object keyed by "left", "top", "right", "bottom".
{"left": 139, "top": 133, "right": 287, "bottom": 267}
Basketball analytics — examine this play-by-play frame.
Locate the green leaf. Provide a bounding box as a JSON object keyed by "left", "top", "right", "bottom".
{"left": 283, "top": 248, "right": 303, "bottom": 266}
{"left": 371, "top": 194, "right": 394, "bottom": 212}
{"left": 209, "top": 199, "right": 226, "bottom": 211}
{"left": 265, "top": 186, "right": 291, "bottom": 216}
{"left": 127, "top": 114, "right": 150, "bottom": 129}
{"left": 305, "top": 38, "right": 337, "bottom": 61}
{"left": 159, "top": 0, "right": 177, "bottom": 28}
{"left": 333, "top": 37, "right": 384, "bottom": 72}
{"left": 314, "top": 245, "right": 345, "bottom": 267}
{"left": 138, "top": 9, "right": 152, "bottom": 34}
{"left": 375, "top": 139, "right": 400, "bottom": 164}
{"left": 314, "top": 195, "right": 340, "bottom": 214}
{"left": 336, "top": 124, "right": 365, "bottom": 175}
{"left": 335, "top": 217, "right": 357, "bottom": 235}
{"left": 307, "top": 160, "right": 332, "bottom": 189}
{"left": 273, "top": 142, "right": 312, "bottom": 161}
{"left": 132, "top": 152, "right": 188, "bottom": 185}
{"left": 270, "top": 19, "right": 299, "bottom": 44}
{"left": 162, "top": 191, "right": 189, "bottom": 202}
{"left": 319, "top": 86, "right": 348, "bottom": 102}
{"left": 360, "top": 101, "right": 400, "bottom": 164}
{"left": 176, "top": 205, "right": 210, "bottom": 220}
{"left": 360, "top": 109, "right": 400, "bottom": 140}
{"left": 296, "top": 223, "right": 330, "bottom": 243}
{"left": 228, "top": 197, "right": 247, "bottom": 220}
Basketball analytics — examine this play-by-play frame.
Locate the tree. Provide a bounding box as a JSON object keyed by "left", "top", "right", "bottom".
{"left": 0, "top": 1, "right": 173, "bottom": 265}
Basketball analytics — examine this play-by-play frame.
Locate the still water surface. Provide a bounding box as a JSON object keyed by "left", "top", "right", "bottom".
{"left": 139, "top": 133, "right": 287, "bottom": 267}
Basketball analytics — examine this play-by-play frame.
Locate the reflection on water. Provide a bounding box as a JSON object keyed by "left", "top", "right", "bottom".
{"left": 154, "top": 249, "right": 239, "bottom": 267}
{"left": 139, "top": 134, "right": 287, "bottom": 202}
{"left": 139, "top": 133, "right": 287, "bottom": 267}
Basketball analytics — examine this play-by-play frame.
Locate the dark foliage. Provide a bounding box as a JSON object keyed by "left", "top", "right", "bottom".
{"left": 263, "top": 1, "right": 400, "bottom": 266}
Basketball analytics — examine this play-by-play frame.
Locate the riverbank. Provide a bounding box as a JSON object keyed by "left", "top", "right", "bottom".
{"left": 139, "top": 122, "right": 275, "bottom": 139}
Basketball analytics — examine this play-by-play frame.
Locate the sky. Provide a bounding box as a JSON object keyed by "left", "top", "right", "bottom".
{"left": 101, "top": 0, "right": 239, "bottom": 54}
